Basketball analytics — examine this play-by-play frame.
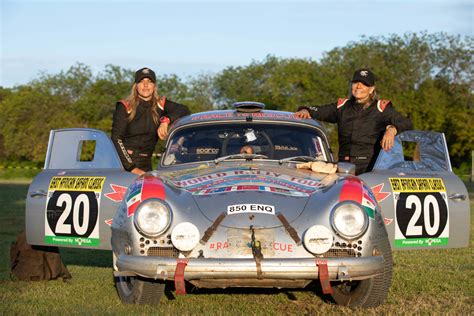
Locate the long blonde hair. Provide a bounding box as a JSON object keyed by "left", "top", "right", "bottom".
{"left": 125, "top": 83, "right": 161, "bottom": 124}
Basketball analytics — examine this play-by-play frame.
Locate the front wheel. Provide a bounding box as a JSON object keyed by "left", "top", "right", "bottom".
{"left": 115, "top": 276, "right": 165, "bottom": 305}
{"left": 330, "top": 237, "right": 393, "bottom": 308}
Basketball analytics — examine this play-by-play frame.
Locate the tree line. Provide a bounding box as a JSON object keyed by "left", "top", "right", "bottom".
{"left": 0, "top": 32, "right": 472, "bottom": 171}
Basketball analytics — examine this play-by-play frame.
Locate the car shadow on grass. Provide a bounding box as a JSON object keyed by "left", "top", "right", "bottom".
{"left": 164, "top": 281, "right": 330, "bottom": 303}
{"left": 60, "top": 248, "right": 111, "bottom": 268}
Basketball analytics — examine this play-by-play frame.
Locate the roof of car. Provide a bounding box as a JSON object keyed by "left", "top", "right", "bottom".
{"left": 172, "top": 109, "right": 326, "bottom": 130}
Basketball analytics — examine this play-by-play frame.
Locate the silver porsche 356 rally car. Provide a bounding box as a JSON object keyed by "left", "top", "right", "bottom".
{"left": 25, "top": 102, "right": 470, "bottom": 308}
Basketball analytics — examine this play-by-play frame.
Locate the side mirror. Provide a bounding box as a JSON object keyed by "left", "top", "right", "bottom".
{"left": 337, "top": 162, "right": 356, "bottom": 175}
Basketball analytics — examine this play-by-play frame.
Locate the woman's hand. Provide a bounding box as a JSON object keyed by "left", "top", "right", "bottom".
{"left": 381, "top": 126, "right": 397, "bottom": 151}
{"left": 131, "top": 168, "right": 145, "bottom": 175}
{"left": 158, "top": 122, "right": 169, "bottom": 140}
{"left": 294, "top": 109, "right": 311, "bottom": 119}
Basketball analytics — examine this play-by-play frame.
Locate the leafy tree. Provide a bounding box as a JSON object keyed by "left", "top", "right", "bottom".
{"left": 214, "top": 55, "right": 320, "bottom": 110}
{"left": 184, "top": 74, "right": 216, "bottom": 113}
{"left": 0, "top": 86, "right": 81, "bottom": 160}
{"left": 0, "top": 32, "right": 471, "bottom": 169}
{"left": 213, "top": 33, "right": 473, "bottom": 167}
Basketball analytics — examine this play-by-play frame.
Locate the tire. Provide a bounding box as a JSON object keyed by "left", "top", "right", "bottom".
{"left": 330, "top": 236, "right": 393, "bottom": 308}
{"left": 115, "top": 276, "right": 165, "bottom": 305}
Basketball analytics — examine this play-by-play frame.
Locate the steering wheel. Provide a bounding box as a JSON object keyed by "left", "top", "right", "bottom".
{"left": 221, "top": 131, "right": 274, "bottom": 158}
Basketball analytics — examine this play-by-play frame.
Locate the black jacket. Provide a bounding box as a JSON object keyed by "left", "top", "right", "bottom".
{"left": 111, "top": 98, "right": 190, "bottom": 171}
{"left": 299, "top": 97, "right": 413, "bottom": 161}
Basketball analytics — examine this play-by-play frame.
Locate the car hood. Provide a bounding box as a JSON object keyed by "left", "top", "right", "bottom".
{"left": 163, "top": 164, "right": 339, "bottom": 228}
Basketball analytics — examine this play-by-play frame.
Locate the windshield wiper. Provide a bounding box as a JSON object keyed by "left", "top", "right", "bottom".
{"left": 214, "top": 154, "right": 269, "bottom": 164}
{"left": 278, "top": 156, "right": 319, "bottom": 164}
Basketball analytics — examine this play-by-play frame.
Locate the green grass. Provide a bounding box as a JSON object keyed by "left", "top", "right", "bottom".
{"left": 0, "top": 181, "right": 472, "bottom": 315}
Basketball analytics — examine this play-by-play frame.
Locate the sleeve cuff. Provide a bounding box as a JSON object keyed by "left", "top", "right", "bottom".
{"left": 160, "top": 116, "right": 171, "bottom": 124}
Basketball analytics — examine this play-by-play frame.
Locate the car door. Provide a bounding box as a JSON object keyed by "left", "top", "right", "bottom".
{"left": 26, "top": 129, "right": 137, "bottom": 250}
{"left": 360, "top": 130, "right": 470, "bottom": 250}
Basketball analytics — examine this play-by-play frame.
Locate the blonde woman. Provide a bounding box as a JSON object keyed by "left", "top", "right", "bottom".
{"left": 295, "top": 68, "right": 412, "bottom": 174}
{"left": 111, "top": 67, "right": 190, "bottom": 175}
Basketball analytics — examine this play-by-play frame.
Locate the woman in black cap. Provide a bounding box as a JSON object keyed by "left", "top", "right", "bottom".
{"left": 294, "top": 68, "right": 412, "bottom": 174}
{"left": 111, "top": 67, "right": 190, "bottom": 175}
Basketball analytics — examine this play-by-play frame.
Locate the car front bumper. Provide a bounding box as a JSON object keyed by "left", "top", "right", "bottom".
{"left": 114, "top": 255, "right": 385, "bottom": 281}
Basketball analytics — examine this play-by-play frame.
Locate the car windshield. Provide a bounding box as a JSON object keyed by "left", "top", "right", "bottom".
{"left": 162, "top": 123, "right": 330, "bottom": 166}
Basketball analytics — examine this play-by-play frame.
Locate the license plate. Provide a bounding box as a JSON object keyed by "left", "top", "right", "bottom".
{"left": 227, "top": 204, "right": 275, "bottom": 215}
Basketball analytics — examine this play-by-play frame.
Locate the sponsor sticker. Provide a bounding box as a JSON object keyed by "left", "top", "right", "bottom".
{"left": 170, "top": 167, "right": 323, "bottom": 197}
{"left": 389, "top": 178, "right": 449, "bottom": 248}
{"left": 45, "top": 176, "right": 106, "bottom": 247}
{"left": 227, "top": 204, "right": 275, "bottom": 215}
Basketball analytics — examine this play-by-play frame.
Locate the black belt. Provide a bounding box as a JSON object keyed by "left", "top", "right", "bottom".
{"left": 137, "top": 152, "right": 152, "bottom": 157}
{"left": 340, "top": 156, "right": 369, "bottom": 161}
{"left": 128, "top": 150, "right": 152, "bottom": 157}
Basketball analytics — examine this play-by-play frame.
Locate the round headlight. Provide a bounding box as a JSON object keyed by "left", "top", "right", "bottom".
{"left": 171, "top": 222, "right": 200, "bottom": 251}
{"left": 331, "top": 202, "right": 368, "bottom": 239}
{"left": 134, "top": 199, "right": 171, "bottom": 237}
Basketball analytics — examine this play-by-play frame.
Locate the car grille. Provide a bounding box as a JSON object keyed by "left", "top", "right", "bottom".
{"left": 147, "top": 246, "right": 179, "bottom": 258}
{"left": 321, "top": 248, "right": 357, "bottom": 258}
{"left": 321, "top": 240, "right": 363, "bottom": 257}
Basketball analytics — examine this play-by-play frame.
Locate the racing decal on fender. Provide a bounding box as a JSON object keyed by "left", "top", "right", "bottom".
{"left": 44, "top": 176, "right": 106, "bottom": 247}
{"left": 104, "top": 184, "right": 128, "bottom": 202}
{"left": 339, "top": 178, "right": 376, "bottom": 219}
{"left": 371, "top": 183, "right": 391, "bottom": 203}
{"left": 126, "top": 177, "right": 143, "bottom": 217}
{"left": 141, "top": 175, "right": 166, "bottom": 201}
{"left": 384, "top": 218, "right": 394, "bottom": 225}
{"left": 361, "top": 190, "right": 377, "bottom": 219}
{"left": 126, "top": 176, "right": 166, "bottom": 217}
{"left": 389, "top": 178, "right": 449, "bottom": 248}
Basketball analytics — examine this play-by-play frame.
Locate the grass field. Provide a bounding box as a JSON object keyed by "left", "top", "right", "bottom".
{"left": 0, "top": 181, "right": 472, "bottom": 315}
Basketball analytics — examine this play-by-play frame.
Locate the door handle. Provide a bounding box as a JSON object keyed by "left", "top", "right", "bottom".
{"left": 30, "top": 190, "right": 47, "bottom": 198}
{"left": 448, "top": 193, "right": 466, "bottom": 202}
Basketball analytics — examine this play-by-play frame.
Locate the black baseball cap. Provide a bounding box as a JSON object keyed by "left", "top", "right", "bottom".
{"left": 134, "top": 67, "right": 156, "bottom": 83}
{"left": 352, "top": 68, "right": 376, "bottom": 87}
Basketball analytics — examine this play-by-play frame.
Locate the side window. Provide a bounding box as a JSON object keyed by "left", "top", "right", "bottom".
{"left": 78, "top": 140, "right": 96, "bottom": 162}
{"left": 373, "top": 131, "right": 452, "bottom": 172}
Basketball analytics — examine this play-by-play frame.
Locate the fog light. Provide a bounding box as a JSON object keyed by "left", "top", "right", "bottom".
{"left": 171, "top": 222, "right": 200, "bottom": 251}
{"left": 303, "top": 225, "right": 333, "bottom": 255}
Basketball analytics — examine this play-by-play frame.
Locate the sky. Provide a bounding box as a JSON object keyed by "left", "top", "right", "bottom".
{"left": 0, "top": 0, "right": 473, "bottom": 88}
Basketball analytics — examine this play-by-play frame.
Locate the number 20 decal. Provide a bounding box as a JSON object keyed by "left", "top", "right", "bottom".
{"left": 46, "top": 191, "right": 99, "bottom": 237}
{"left": 395, "top": 192, "right": 448, "bottom": 238}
